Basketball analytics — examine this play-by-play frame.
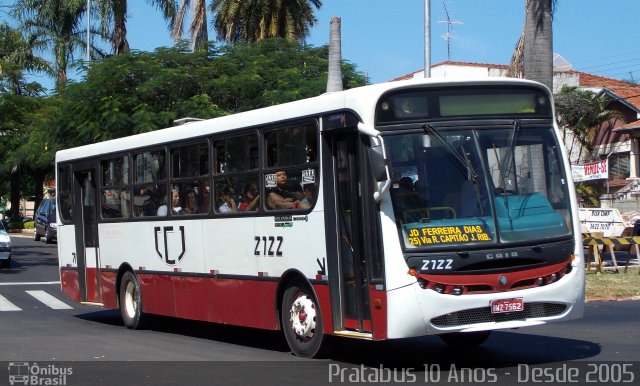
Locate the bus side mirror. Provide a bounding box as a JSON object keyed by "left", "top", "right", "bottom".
{"left": 369, "top": 145, "right": 387, "bottom": 182}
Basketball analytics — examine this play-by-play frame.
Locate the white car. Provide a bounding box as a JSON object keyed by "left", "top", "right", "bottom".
{"left": 0, "top": 221, "right": 11, "bottom": 268}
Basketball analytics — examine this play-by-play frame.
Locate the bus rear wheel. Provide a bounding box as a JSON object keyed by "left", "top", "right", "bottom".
{"left": 439, "top": 331, "right": 491, "bottom": 348}
{"left": 281, "top": 283, "right": 325, "bottom": 358}
{"left": 119, "top": 271, "right": 146, "bottom": 329}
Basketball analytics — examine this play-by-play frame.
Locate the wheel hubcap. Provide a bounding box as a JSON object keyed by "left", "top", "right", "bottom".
{"left": 125, "top": 281, "right": 137, "bottom": 318}
{"left": 290, "top": 293, "right": 316, "bottom": 341}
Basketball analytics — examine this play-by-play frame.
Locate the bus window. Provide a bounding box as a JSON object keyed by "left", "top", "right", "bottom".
{"left": 133, "top": 150, "right": 167, "bottom": 217}
{"left": 100, "top": 156, "right": 130, "bottom": 219}
{"left": 215, "top": 135, "right": 258, "bottom": 174}
{"left": 265, "top": 123, "right": 317, "bottom": 167}
{"left": 171, "top": 142, "right": 210, "bottom": 215}
{"left": 264, "top": 123, "right": 318, "bottom": 211}
{"left": 134, "top": 150, "right": 166, "bottom": 183}
{"left": 213, "top": 134, "right": 259, "bottom": 215}
{"left": 57, "top": 164, "right": 73, "bottom": 223}
{"left": 172, "top": 142, "right": 209, "bottom": 178}
{"left": 265, "top": 169, "right": 318, "bottom": 210}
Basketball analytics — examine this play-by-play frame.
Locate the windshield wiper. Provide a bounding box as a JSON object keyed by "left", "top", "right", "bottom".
{"left": 502, "top": 119, "right": 521, "bottom": 179}
{"left": 492, "top": 120, "right": 521, "bottom": 221}
{"left": 422, "top": 123, "right": 477, "bottom": 182}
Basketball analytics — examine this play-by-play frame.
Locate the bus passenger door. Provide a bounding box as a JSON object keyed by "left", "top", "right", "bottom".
{"left": 72, "top": 168, "right": 102, "bottom": 304}
{"left": 324, "top": 131, "right": 373, "bottom": 334}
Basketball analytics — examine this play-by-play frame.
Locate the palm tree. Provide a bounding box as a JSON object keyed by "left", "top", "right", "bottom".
{"left": 13, "top": 0, "right": 88, "bottom": 91}
{"left": 211, "top": 0, "right": 322, "bottom": 43}
{"left": 93, "top": 0, "right": 177, "bottom": 55}
{"left": 0, "top": 22, "right": 49, "bottom": 95}
{"left": 171, "top": 0, "right": 208, "bottom": 51}
{"left": 507, "top": 0, "right": 555, "bottom": 91}
{"left": 326, "top": 16, "right": 342, "bottom": 92}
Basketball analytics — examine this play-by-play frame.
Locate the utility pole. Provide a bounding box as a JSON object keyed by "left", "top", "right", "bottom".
{"left": 424, "top": 0, "right": 431, "bottom": 78}
{"left": 86, "top": 0, "right": 90, "bottom": 61}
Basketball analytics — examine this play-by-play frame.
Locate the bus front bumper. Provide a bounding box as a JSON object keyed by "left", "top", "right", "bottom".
{"left": 385, "top": 266, "right": 585, "bottom": 339}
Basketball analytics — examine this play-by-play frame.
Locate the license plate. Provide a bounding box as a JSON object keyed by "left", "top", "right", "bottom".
{"left": 490, "top": 298, "right": 524, "bottom": 314}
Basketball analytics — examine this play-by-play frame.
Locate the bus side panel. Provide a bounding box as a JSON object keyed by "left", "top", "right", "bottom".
{"left": 57, "top": 224, "right": 77, "bottom": 267}
{"left": 139, "top": 273, "right": 176, "bottom": 317}
{"left": 312, "top": 283, "right": 333, "bottom": 334}
{"left": 100, "top": 271, "right": 118, "bottom": 309}
{"left": 369, "top": 286, "right": 388, "bottom": 341}
{"left": 174, "top": 275, "right": 208, "bottom": 321}
{"left": 208, "top": 278, "right": 279, "bottom": 329}
{"left": 85, "top": 266, "right": 102, "bottom": 303}
{"left": 60, "top": 268, "right": 80, "bottom": 303}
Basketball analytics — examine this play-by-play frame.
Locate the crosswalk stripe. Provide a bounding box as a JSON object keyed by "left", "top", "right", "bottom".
{"left": 0, "top": 294, "right": 22, "bottom": 311}
{"left": 25, "top": 290, "right": 73, "bottom": 310}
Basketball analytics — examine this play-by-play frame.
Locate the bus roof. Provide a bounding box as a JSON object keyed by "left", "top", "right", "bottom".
{"left": 55, "top": 77, "right": 547, "bottom": 163}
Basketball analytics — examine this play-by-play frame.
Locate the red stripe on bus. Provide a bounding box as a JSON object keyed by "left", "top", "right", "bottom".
{"left": 369, "top": 286, "right": 387, "bottom": 341}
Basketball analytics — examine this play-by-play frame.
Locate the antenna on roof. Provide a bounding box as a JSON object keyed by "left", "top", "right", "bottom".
{"left": 438, "top": 1, "right": 462, "bottom": 61}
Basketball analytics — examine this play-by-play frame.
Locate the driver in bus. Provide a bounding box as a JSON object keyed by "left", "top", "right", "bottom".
{"left": 266, "top": 171, "right": 309, "bottom": 210}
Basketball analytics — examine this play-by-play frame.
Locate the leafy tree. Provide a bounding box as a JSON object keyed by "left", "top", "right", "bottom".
{"left": 93, "top": 0, "right": 178, "bottom": 55}
{"left": 0, "top": 22, "right": 49, "bottom": 217}
{"left": 3, "top": 95, "right": 59, "bottom": 214}
{"left": 53, "top": 39, "right": 367, "bottom": 149}
{"left": 211, "top": 0, "right": 322, "bottom": 43}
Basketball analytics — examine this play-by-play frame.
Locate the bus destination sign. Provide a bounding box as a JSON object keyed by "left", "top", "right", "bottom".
{"left": 407, "top": 225, "right": 492, "bottom": 246}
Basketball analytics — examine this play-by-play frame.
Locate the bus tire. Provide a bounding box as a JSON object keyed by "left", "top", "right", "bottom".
{"left": 281, "top": 282, "right": 325, "bottom": 358}
{"left": 439, "top": 331, "right": 491, "bottom": 348}
{"left": 119, "top": 271, "right": 146, "bottom": 329}
{"left": 44, "top": 229, "right": 53, "bottom": 244}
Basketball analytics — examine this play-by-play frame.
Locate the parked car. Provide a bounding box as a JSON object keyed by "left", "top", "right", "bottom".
{"left": 0, "top": 220, "right": 11, "bottom": 268}
{"left": 34, "top": 197, "right": 57, "bottom": 244}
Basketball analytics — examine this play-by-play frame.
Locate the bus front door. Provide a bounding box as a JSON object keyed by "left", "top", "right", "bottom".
{"left": 326, "top": 131, "right": 373, "bottom": 334}
{"left": 72, "top": 168, "right": 102, "bottom": 304}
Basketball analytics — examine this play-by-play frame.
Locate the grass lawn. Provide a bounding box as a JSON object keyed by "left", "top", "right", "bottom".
{"left": 585, "top": 267, "right": 640, "bottom": 301}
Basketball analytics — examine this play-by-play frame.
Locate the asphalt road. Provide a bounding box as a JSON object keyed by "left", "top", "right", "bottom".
{"left": 1, "top": 235, "right": 639, "bottom": 385}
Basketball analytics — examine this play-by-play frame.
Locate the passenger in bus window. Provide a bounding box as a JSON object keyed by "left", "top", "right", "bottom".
{"left": 134, "top": 186, "right": 151, "bottom": 216}
{"left": 266, "top": 171, "right": 309, "bottom": 210}
{"left": 157, "top": 188, "right": 183, "bottom": 216}
{"left": 239, "top": 182, "right": 260, "bottom": 212}
{"left": 216, "top": 186, "right": 237, "bottom": 213}
{"left": 182, "top": 190, "right": 198, "bottom": 214}
{"left": 301, "top": 184, "right": 315, "bottom": 207}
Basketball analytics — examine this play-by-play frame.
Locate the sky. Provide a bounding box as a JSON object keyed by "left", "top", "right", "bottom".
{"left": 124, "top": 0, "right": 640, "bottom": 84}
{"left": 8, "top": 0, "right": 640, "bottom": 87}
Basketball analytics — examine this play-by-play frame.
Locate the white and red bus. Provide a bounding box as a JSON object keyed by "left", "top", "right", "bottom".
{"left": 56, "top": 78, "right": 584, "bottom": 357}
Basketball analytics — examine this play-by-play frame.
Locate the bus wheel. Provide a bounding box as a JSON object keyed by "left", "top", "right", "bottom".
{"left": 119, "top": 271, "right": 145, "bottom": 329}
{"left": 281, "top": 283, "right": 325, "bottom": 358}
{"left": 439, "top": 331, "right": 491, "bottom": 348}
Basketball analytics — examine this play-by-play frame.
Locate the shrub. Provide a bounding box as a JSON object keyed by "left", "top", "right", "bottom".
{"left": 23, "top": 221, "right": 35, "bottom": 229}
{"left": 6, "top": 221, "right": 24, "bottom": 230}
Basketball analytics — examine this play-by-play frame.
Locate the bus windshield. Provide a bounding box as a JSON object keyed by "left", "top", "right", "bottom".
{"left": 385, "top": 125, "right": 572, "bottom": 250}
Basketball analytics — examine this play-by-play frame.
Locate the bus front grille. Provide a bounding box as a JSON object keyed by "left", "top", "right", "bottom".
{"left": 430, "top": 302, "right": 567, "bottom": 327}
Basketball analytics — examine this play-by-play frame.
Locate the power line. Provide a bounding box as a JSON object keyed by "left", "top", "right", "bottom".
{"left": 578, "top": 57, "right": 640, "bottom": 72}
